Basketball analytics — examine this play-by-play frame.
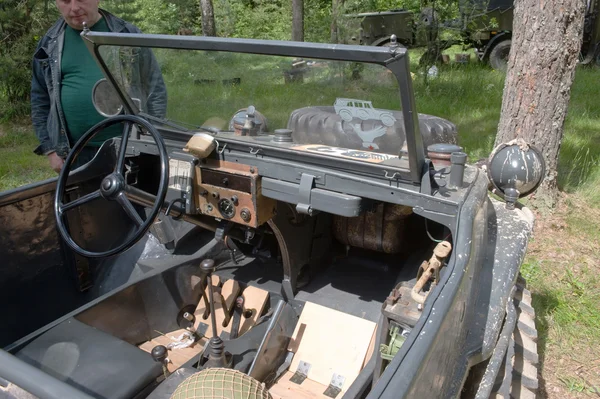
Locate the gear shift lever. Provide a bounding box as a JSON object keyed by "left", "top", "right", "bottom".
{"left": 151, "top": 345, "right": 171, "bottom": 378}
{"left": 200, "top": 259, "right": 232, "bottom": 368}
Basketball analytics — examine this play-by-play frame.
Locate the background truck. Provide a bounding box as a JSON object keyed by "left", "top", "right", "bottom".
{"left": 462, "top": 0, "right": 600, "bottom": 69}
{"left": 346, "top": 0, "right": 600, "bottom": 70}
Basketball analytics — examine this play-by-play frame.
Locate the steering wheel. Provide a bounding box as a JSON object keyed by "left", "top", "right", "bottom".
{"left": 54, "top": 114, "right": 169, "bottom": 258}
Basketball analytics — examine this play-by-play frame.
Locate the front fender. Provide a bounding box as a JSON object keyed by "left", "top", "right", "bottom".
{"left": 367, "top": 169, "right": 535, "bottom": 398}
{"left": 464, "top": 198, "right": 535, "bottom": 364}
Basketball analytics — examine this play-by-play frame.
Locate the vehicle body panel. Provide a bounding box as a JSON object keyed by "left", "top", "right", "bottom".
{"left": 0, "top": 31, "right": 538, "bottom": 399}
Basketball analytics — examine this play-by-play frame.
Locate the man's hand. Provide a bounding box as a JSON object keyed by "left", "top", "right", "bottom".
{"left": 47, "top": 152, "right": 65, "bottom": 173}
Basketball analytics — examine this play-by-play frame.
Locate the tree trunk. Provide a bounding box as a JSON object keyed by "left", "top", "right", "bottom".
{"left": 292, "top": 0, "right": 304, "bottom": 41}
{"left": 200, "top": 0, "right": 216, "bottom": 37}
{"left": 495, "top": 0, "right": 586, "bottom": 208}
{"left": 330, "top": 0, "right": 344, "bottom": 43}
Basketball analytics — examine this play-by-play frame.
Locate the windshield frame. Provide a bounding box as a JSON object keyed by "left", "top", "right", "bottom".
{"left": 81, "top": 31, "right": 425, "bottom": 184}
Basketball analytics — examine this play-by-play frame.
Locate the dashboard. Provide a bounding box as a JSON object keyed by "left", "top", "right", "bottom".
{"left": 166, "top": 153, "right": 276, "bottom": 228}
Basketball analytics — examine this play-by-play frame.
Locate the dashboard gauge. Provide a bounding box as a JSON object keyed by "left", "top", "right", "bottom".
{"left": 218, "top": 198, "right": 236, "bottom": 219}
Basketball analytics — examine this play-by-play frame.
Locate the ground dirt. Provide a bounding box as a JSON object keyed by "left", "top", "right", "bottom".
{"left": 526, "top": 193, "right": 600, "bottom": 398}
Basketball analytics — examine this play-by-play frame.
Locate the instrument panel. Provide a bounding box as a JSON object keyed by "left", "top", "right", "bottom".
{"left": 193, "top": 160, "right": 276, "bottom": 228}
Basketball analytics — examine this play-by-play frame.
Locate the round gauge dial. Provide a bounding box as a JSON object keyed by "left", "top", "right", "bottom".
{"left": 217, "top": 198, "right": 236, "bottom": 219}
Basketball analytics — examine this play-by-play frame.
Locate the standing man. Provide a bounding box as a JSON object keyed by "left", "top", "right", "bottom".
{"left": 31, "top": 0, "right": 167, "bottom": 172}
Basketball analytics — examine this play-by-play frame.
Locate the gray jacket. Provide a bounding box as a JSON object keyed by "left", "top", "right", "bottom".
{"left": 31, "top": 9, "right": 167, "bottom": 157}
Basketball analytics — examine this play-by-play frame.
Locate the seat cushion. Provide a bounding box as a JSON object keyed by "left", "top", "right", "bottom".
{"left": 16, "top": 318, "right": 161, "bottom": 399}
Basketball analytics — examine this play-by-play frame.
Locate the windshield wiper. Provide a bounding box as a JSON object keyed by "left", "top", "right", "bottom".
{"left": 139, "top": 112, "right": 221, "bottom": 134}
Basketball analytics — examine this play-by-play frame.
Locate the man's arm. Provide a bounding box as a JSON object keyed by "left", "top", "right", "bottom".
{"left": 31, "top": 44, "right": 64, "bottom": 172}
{"left": 140, "top": 48, "right": 167, "bottom": 118}
{"left": 31, "top": 45, "right": 55, "bottom": 156}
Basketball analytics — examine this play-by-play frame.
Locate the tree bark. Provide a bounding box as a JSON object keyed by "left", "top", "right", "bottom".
{"left": 330, "top": 0, "right": 344, "bottom": 43}
{"left": 200, "top": 0, "right": 216, "bottom": 37}
{"left": 495, "top": 0, "right": 586, "bottom": 208}
{"left": 292, "top": 0, "right": 304, "bottom": 41}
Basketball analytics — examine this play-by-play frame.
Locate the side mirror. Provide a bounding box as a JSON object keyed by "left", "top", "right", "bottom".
{"left": 92, "top": 78, "right": 123, "bottom": 117}
{"left": 487, "top": 140, "right": 546, "bottom": 208}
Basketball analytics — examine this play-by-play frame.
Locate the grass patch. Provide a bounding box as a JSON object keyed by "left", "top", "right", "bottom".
{"left": 0, "top": 122, "right": 55, "bottom": 191}
{"left": 523, "top": 194, "right": 600, "bottom": 397}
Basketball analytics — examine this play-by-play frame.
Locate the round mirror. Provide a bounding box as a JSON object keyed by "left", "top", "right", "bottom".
{"left": 487, "top": 141, "right": 546, "bottom": 199}
{"left": 92, "top": 78, "right": 124, "bottom": 117}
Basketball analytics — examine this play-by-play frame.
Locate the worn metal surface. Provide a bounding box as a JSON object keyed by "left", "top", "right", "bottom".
{"left": 0, "top": 192, "right": 62, "bottom": 280}
{"left": 268, "top": 202, "right": 332, "bottom": 296}
{"left": 74, "top": 262, "right": 204, "bottom": 345}
{"left": 333, "top": 204, "right": 412, "bottom": 253}
{"left": 464, "top": 197, "right": 535, "bottom": 364}
{"left": 369, "top": 169, "right": 490, "bottom": 399}
{"left": 382, "top": 282, "right": 423, "bottom": 328}
{"left": 0, "top": 191, "right": 77, "bottom": 347}
{"left": 411, "top": 241, "right": 452, "bottom": 304}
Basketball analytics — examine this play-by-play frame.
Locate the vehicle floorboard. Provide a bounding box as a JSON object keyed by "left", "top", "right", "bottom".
{"left": 216, "top": 249, "right": 422, "bottom": 322}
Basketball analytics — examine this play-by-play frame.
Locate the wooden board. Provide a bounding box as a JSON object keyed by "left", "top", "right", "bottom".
{"left": 139, "top": 279, "right": 269, "bottom": 374}
{"left": 139, "top": 328, "right": 206, "bottom": 372}
{"left": 193, "top": 276, "right": 242, "bottom": 338}
{"left": 238, "top": 285, "right": 270, "bottom": 336}
{"left": 269, "top": 371, "right": 330, "bottom": 399}
{"left": 192, "top": 277, "right": 269, "bottom": 338}
{"left": 287, "top": 302, "right": 376, "bottom": 393}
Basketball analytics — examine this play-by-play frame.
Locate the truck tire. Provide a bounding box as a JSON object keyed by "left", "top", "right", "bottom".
{"left": 493, "top": 277, "right": 540, "bottom": 399}
{"left": 489, "top": 40, "right": 512, "bottom": 71}
{"left": 461, "top": 276, "right": 539, "bottom": 399}
{"left": 287, "top": 106, "right": 458, "bottom": 153}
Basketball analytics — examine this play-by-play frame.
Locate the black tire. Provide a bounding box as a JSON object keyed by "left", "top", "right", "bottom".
{"left": 489, "top": 40, "right": 512, "bottom": 71}
{"left": 286, "top": 106, "right": 458, "bottom": 154}
{"left": 491, "top": 277, "right": 539, "bottom": 399}
{"left": 463, "top": 276, "right": 539, "bottom": 399}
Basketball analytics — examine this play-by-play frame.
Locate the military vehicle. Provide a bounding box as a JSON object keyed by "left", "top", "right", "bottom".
{"left": 346, "top": 0, "right": 600, "bottom": 70}
{"left": 0, "top": 30, "right": 544, "bottom": 399}
{"left": 462, "top": 0, "right": 600, "bottom": 69}
{"left": 344, "top": 9, "right": 417, "bottom": 47}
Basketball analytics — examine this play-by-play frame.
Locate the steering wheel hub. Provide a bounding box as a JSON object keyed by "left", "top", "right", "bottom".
{"left": 100, "top": 174, "right": 123, "bottom": 198}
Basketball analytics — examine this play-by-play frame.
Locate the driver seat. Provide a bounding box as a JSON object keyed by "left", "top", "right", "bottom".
{"left": 16, "top": 317, "right": 161, "bottom": 399}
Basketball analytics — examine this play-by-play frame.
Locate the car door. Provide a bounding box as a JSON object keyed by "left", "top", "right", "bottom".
{"left": 0, "top": 152, "right": 132, "bottom": 347}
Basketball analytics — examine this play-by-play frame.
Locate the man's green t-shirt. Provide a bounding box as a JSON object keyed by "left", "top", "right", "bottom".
{"left": 60, "top": 17, "right": 122, "bottom": 147}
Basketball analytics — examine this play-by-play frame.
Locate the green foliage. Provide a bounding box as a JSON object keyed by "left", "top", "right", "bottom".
{"left": 304, "top": 0, "right": 333, "bottom": 42}
{"left": 102, "top": 0, "right": 200, "bottom": 34}
{"left": 216, "top": 0, "right": 292, "bottom": 40}
{"left": 0, "top": 0, "right": 58, "bottom": 120}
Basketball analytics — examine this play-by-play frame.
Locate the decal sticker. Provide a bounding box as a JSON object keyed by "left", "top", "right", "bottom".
{"left": 333, "top": 98, "right": 397, "bottom": 150}
{"left": 349, "top": 124, "right": 387, "bottom": 150}
{"left": 292, "top": 145, "right": 397, "bottom": 163}
{"left": 169, "top": 159, "right": 193, "bottom": 191}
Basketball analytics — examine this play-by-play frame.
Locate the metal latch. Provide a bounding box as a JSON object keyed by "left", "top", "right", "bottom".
{"left": 296, "top": 173, "right": 316, "bottom": 216}
{"left": 323, "top": 373, "right": 345, "bottom": 398}
{"left": 411, "top": 241, "right": 452, "bottom": 305}
{"left": 289, "top": 360, "right": 311, "bottom": 384}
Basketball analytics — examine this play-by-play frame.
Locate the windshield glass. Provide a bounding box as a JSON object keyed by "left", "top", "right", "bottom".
{"left": 97, "top": 45, "right": 407, "bottom": 161}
